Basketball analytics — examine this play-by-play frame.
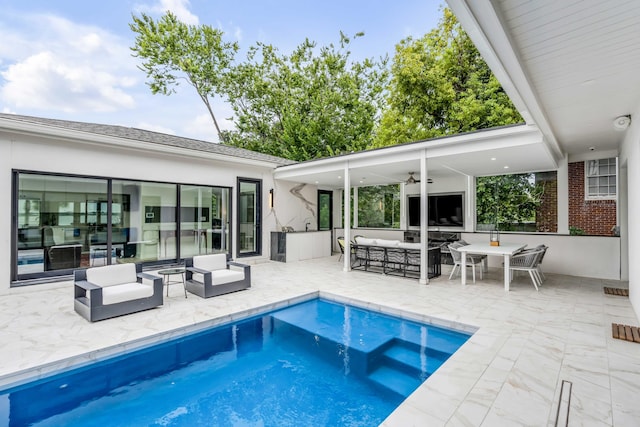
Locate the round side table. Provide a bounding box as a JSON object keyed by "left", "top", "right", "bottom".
{"left": 158, "top": 267, "right": 187, "bottom": 298}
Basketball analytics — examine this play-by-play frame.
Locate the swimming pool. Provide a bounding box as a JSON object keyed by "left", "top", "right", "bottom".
{"left": 0, "top": 298, "right": 472, "bottom": 426}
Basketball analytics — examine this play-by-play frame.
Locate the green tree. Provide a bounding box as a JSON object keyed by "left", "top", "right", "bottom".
{"left": 476, "top": 174, "right": 544, "bottom": 231}
{"left": 223, "top": 33, "right": 389, "bottom": 161}
{"left": 130, "top": 12, "right": 239, "bottom": 141}
{"left": 374, "top": 8, "right": 522, "bottom": 147}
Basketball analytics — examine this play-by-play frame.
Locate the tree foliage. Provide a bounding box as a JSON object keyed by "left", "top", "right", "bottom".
{"left": 374, "top": 8, "right": 522, "bottom": 147}
{"left": 223, "top": 33, "right": 388, "bottom": 161}
{"left": 476, "top": 174, "right": 545, "bottom": 230}
{"left": 130, "top": 12, "right": 239, "bottom": 140}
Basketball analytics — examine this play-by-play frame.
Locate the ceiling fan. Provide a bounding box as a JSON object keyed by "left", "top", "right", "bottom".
{"left": 406, "top": 172, "right": 433, "bottom": 184}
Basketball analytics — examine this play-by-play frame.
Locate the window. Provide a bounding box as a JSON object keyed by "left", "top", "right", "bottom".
{"left": 357, "top": 185, "right": 400, "bottom": 228}
{"left": 476, "top": 172, "right": 556, "bottom": 233}
{"left": 317, "top": 190, "right": 333, "bottom": 231}
{"left": 586, "top": 158, "right": 616, "bottom": 199}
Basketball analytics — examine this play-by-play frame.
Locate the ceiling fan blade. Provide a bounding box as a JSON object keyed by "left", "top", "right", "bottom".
{"left": 406, "top": 172, "right": 432, "bottom": 184}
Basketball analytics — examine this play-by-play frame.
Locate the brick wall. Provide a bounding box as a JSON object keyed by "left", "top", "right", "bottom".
{"left": 568, "top": 161, "right": 617, "bottom": 236}
{"left": 536, "top": 171, "right": 558, "bottom": 232}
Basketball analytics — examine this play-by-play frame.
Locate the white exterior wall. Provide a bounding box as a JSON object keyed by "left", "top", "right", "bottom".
{"left": 269, "top": 181, "right": 318, "bottom": 232}
{"left": 462, "top": 232, "right": 620, "bottom": 280}
{"left": 620, "top": 102, "right": 640, "bottom": 318}
{"left": 1, "top": 131, "right": 279, "bottom": 289}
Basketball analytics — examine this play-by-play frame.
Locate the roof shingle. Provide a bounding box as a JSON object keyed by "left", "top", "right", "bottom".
{"left": 0, "top": 113, "right": 295, "bottom": 166}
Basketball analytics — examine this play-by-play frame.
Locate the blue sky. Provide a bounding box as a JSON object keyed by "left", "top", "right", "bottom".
{"left": 0, "top": 0, "right": 443, "bottom": 142}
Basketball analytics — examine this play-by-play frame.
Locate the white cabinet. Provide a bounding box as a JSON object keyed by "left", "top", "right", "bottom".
{"left": 271, "top": 231, "right": 331, "bottom": 262}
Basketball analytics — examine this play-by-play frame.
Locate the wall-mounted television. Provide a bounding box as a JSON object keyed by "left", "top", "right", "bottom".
{"left": 408, "top": 192, "right": 464, "bottom": 228}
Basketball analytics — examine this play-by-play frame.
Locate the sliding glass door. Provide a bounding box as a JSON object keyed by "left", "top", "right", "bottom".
{"left": 180, "top": 185, "right": 231, "bottom": 257}
{"left": 13, "top": 171, "right": 235, "bottom": 283}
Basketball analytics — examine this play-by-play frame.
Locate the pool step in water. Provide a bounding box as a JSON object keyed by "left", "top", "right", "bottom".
{"left": 367, "top": 365, "right": 421, "bottom": 397}
{"left": 367, "top": 340, "right": 449, "bottom": 397}
{"left": 381, "top": 340, "right": 449, "bottom": 378}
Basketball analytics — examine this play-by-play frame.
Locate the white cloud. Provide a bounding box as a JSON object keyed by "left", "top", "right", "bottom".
{"left": 185, "top": 113, "right": 220, "bottom": 142}
{"left": 2, "top": 51, "right": 135, "bottom": 112}
{"left": 135, "top": 0, "right": 199, "bottom": 25}
{"left": 0, "top": 14, "right": 139, "bottom": 114}
{"left": 234, "top": 26, "right": 243, "bottom": 42}
{"left": 215, "top": 20, "right": 243, "bottom": 42}
{"left": 180, "top": 98, "right": 236, "bottom": 143}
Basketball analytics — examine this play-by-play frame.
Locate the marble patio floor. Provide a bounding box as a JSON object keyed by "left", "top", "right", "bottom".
{"left": 1, "top": 256, "right": 638, "bottom": 426}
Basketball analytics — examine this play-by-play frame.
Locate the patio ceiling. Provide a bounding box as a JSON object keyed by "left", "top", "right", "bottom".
{"left": 448, "top": 0, "right": 640, "bottom": 155}
{"left": 274, "top": 125, "right": 557, "bottom": 188}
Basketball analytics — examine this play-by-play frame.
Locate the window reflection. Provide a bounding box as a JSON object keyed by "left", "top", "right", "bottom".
{"left": 112, "top": 180, "right": 176, "bottom": 263}
{"left": 17, "top": 174, "right": 108, "bottom": 275}
{"left": 180, "top": 185, "right": 231, "bottom": 257}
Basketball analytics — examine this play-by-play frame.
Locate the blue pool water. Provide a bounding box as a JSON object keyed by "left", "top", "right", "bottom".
{"left": 0, "top": 298, "right": 472, "bottom": 426}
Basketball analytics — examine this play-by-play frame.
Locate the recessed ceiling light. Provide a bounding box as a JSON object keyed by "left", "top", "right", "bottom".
{"left": 359, "top": 180, "right": 364, "bottom": 184}
{"left": 491, "top": 157, "right": 497, "bottom": 161}
{"left": 338, "top": 176, "right": 342, "bottom": 179}
{"left": 314, "top": 181, "right": 319, "bottom": 184}
{"left": 503, "top": 166, "right": 509, "bottom": 169}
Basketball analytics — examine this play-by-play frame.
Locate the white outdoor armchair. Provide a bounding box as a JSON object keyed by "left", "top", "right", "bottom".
{"left": 509, "top": 247, "right": 546, "bottom": 290}
{"left": 74, "top": 263, "right": 163, "bottom": 322}
{"left": 185, "top": 253, "right": 250, "bottom": 298}
{"left": 448, "top": 244, "right": 484, "bottom": 283}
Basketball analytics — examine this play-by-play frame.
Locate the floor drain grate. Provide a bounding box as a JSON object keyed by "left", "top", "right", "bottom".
{"left": 604, "top": 287, "right": 629, "bottom": 296}
{"left": 612, "top": 323, "right": 640, "bottom": 343}
{"left": 554, "top": 379, "right": 572, "bottom": 427}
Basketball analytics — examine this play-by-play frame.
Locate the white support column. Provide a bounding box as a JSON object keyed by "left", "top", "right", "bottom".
{"left": 353, "top": 187, "right": 359, "bottom": 229}
{"left": 399, "top": 182, "right": 407, "bottom": 230}
{"left": 420, "top": 150, "right": 429, "bottom": 285}
{"left": 557, "top": 155, "right": 569, "bottom": 234}
{"left": 343, "top": 163, "right": 351, "bottom": 272}
{"left": 466, "top": 174, "right": 476, "bottom": 232}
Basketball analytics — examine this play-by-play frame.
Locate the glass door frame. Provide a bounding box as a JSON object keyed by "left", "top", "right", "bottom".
{"left": 317, "top": 190, "right": 333, "bottom": 231}
{"left": 236, "top": 177, "right": 262, "bottom": 258}
{"left": 318, "top": 189, "right": 333, "bottom": 255}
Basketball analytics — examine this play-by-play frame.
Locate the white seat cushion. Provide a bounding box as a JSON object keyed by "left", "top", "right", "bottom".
{"left": 376, "top": 239, "right": 400, "bottom": 247}
{"left": 355, "top": 237, "right": 377, "bottom": 246}
{"left": 101, "top": 282, "right": 153, "bottom": 305}
{"left": 193, "top": 254, "right": 227, "bottom": 271}
{"left": 86, "top": 263, "right": 137, "bottom": 287}
{"left": 192, "top": 269, "right": 244, "bottom": 286}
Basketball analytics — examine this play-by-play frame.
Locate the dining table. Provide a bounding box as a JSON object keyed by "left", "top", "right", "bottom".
{"left": 458, "top": 242, "right": 527, "bottom": 291}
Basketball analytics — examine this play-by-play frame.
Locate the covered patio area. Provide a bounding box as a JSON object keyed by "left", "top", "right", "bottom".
{"left": 1, "top": 257, "right": 637, "bottom": 425}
